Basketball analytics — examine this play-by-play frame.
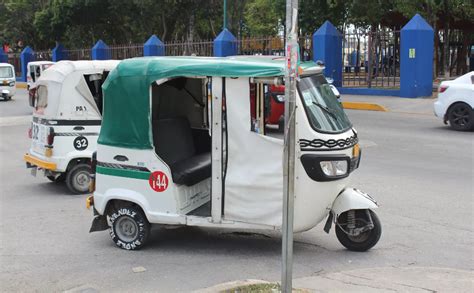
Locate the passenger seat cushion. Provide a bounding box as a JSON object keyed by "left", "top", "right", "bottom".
{"left": 153, "top": 117, "right": 195, "bottom": 166}
{"left": 153, "top": 117, "right": 211, "bottom": 186}
{"left": 171, "top": 153, "right": 211, "bottom": 186}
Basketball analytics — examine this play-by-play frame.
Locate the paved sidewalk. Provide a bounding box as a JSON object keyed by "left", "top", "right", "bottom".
{"left": 294, "top": 266, "right": 473, "bottom": 292}
{"left": 195, "top": 266, "right": 473, "bottom": 292}
{"left": 341, "top": 95, "right": 436, "bottom": 115}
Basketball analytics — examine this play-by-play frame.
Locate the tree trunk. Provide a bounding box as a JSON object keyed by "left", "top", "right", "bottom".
{"left": 186, "top": 12, "right": 195, "bottom": 55}
{"left": 443, "top": 0, "right": 450, "bottom": 78}
{"left": 161, "top": 11, "right": 167, "bottom": 41}
{"left": 460, "top": 31, "right": 469, "bottom": 74}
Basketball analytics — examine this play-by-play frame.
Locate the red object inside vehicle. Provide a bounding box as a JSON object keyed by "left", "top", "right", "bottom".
{"left": 266, "top": 85, "right": 285, "bottom": 125}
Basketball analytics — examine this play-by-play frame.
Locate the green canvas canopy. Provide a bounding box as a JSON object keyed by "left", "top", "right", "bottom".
{"left": 98, "top": 56, "right": 315, "bottom": 149}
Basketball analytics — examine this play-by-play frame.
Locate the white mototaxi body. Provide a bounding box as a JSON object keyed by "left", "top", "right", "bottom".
{"left": 27, "top": 61, "right": 55, "bottom": 90}
{"left": 24, "top": 60, "right": 119, "bottom": 194}
{"left": 87, "top": 56, "right": 381, "bottom": 251}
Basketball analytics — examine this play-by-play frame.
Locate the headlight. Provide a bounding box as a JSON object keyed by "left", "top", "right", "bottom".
{"left": 275, "top": 94, "right": 285, "bottom": 102}
{"left": 300, "top": 154, "right": 351, "bottom": 182}
{"left": 320, "top": 160, "right": 348, "bottom": 176}
{"left": 9, "top": 81, "right": 15, "bottom": 87}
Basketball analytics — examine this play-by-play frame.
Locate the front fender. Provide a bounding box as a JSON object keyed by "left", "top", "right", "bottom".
{"left": 332, "top": 188, "right": 378, "bottom": 217}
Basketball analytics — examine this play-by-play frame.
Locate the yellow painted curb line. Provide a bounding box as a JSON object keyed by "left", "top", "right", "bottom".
{"left": 16, "top": 83, "right": 27, "bottom": 89}
{"left": 342, "top": 102, "right": 388, "bottom": 112}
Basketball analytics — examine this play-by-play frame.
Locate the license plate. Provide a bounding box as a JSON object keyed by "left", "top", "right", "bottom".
{"left": 30, "top": 166, "right": 37, "bottom": 177}
{"left": 31, "top": 122, "right": 48, "bottom": 153}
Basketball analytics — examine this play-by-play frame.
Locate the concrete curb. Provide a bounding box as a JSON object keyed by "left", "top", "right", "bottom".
{"left": 192, "top": 279, "right": 272, "bottom": 293}
{"left": 194, "top": 266, "right": 474, "bottom": 293}
{"left": 16, "top": 82, "right": 27, "bottom": 89}
{"left": 342, "top": 102, "right": 388, "bottom": 112}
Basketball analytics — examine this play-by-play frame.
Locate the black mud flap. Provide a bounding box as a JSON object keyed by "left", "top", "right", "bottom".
{"left": 89, "top": 215, "right": 109, "bottom": 232}
{"left": 323, "top": 211, "right": 333, "bottom": 234}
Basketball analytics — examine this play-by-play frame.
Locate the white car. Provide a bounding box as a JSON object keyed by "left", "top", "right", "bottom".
{"left": 0, "top": 63, "right": 16, "bottom": 100}
{"left": 434, "top": 71, "right": 474, "bottom": 131}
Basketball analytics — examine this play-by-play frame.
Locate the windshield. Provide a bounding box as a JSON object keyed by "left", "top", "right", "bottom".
{"left": 298, "top": 74, "right": 351, "bottom": 133}
{"left": 0, "top": 67, "right": 13, "bottom": 78}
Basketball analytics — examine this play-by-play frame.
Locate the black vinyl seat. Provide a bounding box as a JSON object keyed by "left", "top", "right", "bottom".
{"left": 153, "top": 117, "right": 211, "bottom": 186}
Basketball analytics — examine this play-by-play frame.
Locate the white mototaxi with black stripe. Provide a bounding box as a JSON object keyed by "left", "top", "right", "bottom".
{"left": 86, "top": 56, "right": 382, "bottom": 252}
{"left": 24, "top": 60, "right": 119, "bottom": 194}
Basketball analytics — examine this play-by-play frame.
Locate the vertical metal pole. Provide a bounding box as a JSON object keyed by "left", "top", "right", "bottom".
{"left": 223, "top": 0, "right": 227, "bottom": 29}
{"left": 282, "top": 0, "right": 298, "bottom": 292}
{"left": 367, "top": 32, "right": 372, "bottom": 88}
{"left": 211, "top": 78, "right": 223, "bottom": 223}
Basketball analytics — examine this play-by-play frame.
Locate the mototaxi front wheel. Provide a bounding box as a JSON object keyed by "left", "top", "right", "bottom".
{"left": 335, "top": 209, "right": 381, "bottom": 252}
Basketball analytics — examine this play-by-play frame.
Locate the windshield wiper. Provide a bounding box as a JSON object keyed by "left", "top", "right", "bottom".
{"left": 312, "top": 101, "right": 338, "bottom": 121}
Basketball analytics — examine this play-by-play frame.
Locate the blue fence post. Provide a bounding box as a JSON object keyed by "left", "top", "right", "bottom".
{"left": 20, "top": 46, "right": 35, "bottom": 82}
{"left": 144, "top": 35, "right": 164, "bottom": 56}
{"left": 52, "top": 43, "right": 67, "bottom": 61}
{"left": 213, "top": 28, "right": 237, "bottom": 57}
{"left": 0, "top": 50, "right": 7, "bottom": 63}
{"left": 312, "top": 21, "right": 342, "bottom": 87}
{"left": 91, "top": 40, "right": 111, "bottom": 60}
{"left": 400, "top": 14, "right": 434, "bottom": 98}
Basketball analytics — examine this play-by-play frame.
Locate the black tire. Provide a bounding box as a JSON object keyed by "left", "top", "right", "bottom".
{"left": 278, "top": 117, "right": 285, "bottom": 133}
{"left": 335, "top": 209, "right": 381, "bottom": 252}
{"left": 65, "top": 163, "right": 91, "bottom": 194}
{"left": 447, "top": 103, "right": 474, "bottom": 131}
{"left": 109, "top": 205, "right": 150, "bottom": 250}
{"left": 46, "top": 174, "right": 66, "bottom": 183}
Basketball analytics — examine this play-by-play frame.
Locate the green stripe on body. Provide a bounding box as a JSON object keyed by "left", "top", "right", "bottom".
{"left": 96, "top": 166, "right": 150, "bottom": 180}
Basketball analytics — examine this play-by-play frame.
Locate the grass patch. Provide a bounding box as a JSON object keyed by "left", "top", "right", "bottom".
{"left": 221, "top": 283, "right": 309, "bottom": 293}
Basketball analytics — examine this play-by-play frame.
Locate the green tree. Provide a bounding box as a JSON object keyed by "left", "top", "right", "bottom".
{"left": 243, "top": 0, "right": 284, "bottom": 36}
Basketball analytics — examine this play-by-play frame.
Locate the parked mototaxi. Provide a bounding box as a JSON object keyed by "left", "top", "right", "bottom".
{"left": 87, "top": 56, "right": 381, "bottom": 251}
{"left": 24, "top": 60, "right": 119, "bottom": 194}
{"left": 0, "top": 63, "right": 16, "bottom": 100}
{"left": 27, "top": 61, "right": 55, "bottom": 90}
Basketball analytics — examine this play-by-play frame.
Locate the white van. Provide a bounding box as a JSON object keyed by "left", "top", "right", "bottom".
{"left": 24, "top": 60, "right": 119, "bottom": 193}
{"left": 0, "top": 63, "right": 16, "bottom": 100}
{"left": 27, "top": 61, "right": 55, "bottom": 89}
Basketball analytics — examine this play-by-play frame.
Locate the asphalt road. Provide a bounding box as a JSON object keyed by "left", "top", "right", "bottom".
{"left": 0, "top": 96, "right": 472, "bottom": 292}
{"left": 0, "top": 88, "right": 32, "bottom": 117}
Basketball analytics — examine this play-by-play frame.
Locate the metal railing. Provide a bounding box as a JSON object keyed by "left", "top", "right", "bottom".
{"left": 35, "top": 50, "right": 52, "bottom": 61}
{"left": 342, "top": 29, "right": 401, "bottom": 88}
{"left": 165, "top": 39, "right": 214, "bottom": 56}
{"left": 7, "top": 53, "right": 21, "bottom": 77}
{"left": 63, "top": 49, "right": 92, "bottom": 61}
{"left": 109, "top": 43, "right": 143, "bottom": 59}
